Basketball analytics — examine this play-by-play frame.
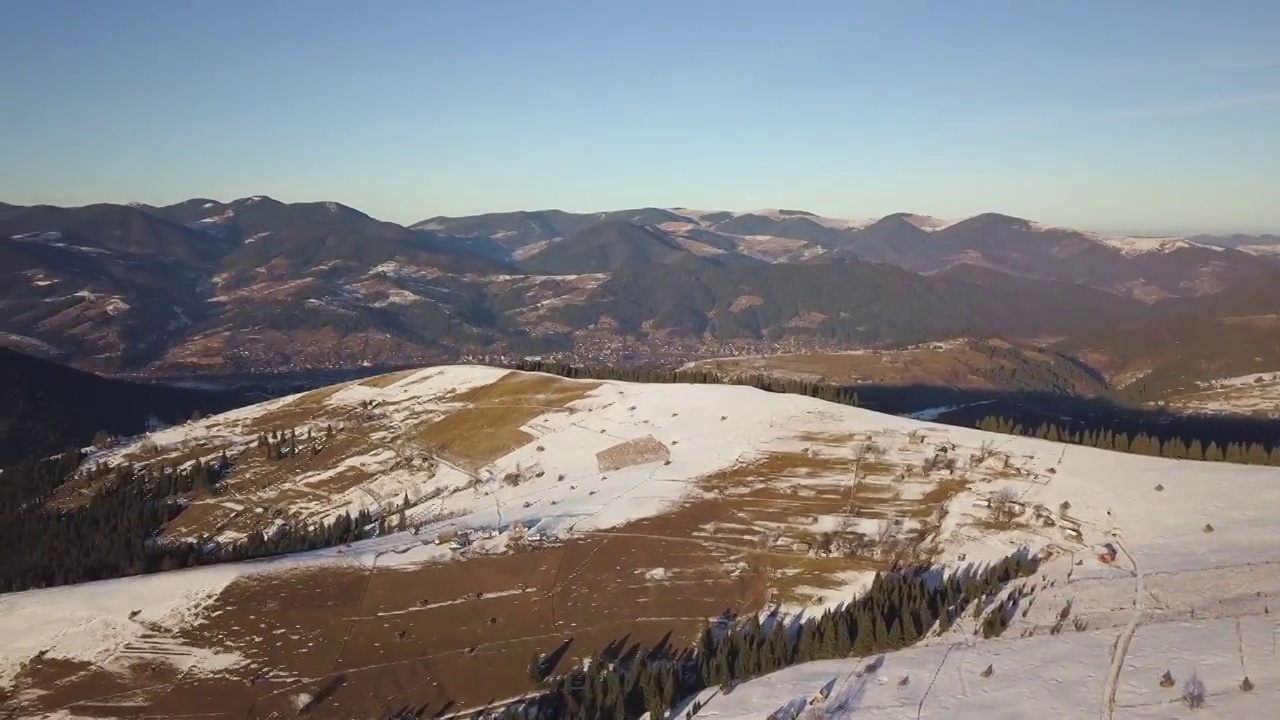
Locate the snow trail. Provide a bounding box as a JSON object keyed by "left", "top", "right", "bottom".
{"left": 1100, "top": 538, "right": 1144, "bottom": 720}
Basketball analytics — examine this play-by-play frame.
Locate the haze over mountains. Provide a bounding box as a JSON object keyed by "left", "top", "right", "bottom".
{"left": 3, "top": 195, "right": 1279, "bottom": 387}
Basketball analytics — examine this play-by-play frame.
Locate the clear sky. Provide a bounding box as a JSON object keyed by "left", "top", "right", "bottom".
{"left": 2, "top": 0, "right": 1279, "bottom": 233}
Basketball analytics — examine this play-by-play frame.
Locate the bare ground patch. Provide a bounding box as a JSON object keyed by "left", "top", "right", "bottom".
{"left": 410, "top": 372, "right": 600, "bottom": 471}
{"left": 160, "top": 433, "right": 387, "bottom": 540}
{"left": 701, "top": 451, "right": 856, "bottom": 490}
{"left": 8, "top": 522, "right": 762, "bottom": 719}
{"left": 278, "top": 381, "right": 362, "bottom": 411}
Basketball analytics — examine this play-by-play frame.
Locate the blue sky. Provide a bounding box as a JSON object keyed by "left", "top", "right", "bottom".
{"left": 2, "top": 0, "right": 1279, "bottom": 233}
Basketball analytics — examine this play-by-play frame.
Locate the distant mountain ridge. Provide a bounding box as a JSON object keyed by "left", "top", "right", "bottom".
{"left": 423, "top": 205, "right": 1278, "bottom": 298}
{"left": 2, "top": 194, "right": 1277, "bottom": 380}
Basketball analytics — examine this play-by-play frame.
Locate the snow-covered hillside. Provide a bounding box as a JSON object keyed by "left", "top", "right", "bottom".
{"left": 1161, "top": 372, "right": 1280, "bottom": 417}
{"left": 3, "top": 366, "right": 1279, "bottom": 718}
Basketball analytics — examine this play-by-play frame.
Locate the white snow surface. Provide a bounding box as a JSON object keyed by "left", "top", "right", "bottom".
{"left": 1234, "top": 244, "right": 1280, "bottom": 256}
{"left": 1165, "top": 372, "right": 1280, "bottom": 416}
{"left": 4, "top": 365, "right": 1280, "bottom": 717}
{"left": 677, "top": 554, "right": 1280, "bottom": 719}
{"left": 670, "top": 208, "right": 879, "bottom": 230}
{"left": 1195, "top": 372, "right": 1280, "bottom": 390}
{"left": 8, "top": 230, "right": 113, "bottom": 256}
{"left": 675, "top": 431, "right": 1280, "bottom": 718}
{"left": 1091, "top": 234, "right": 1222, "bottom": 256}
{"left": 0, "top": 564, "right": 250, "bottom": 687}
{"left": 897, "top": 214, "right": 960, "bottom": 231}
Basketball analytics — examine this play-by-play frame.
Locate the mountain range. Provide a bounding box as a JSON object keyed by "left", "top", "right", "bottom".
{"left": 3, "top": 196, "right": 1278, "bottom": 382}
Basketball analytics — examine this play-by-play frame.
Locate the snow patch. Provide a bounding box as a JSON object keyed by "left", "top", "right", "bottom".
{"left": 8, "top": 231, "right": 113, "bottom": 256}
{"left": 898, "top": 213, "right": 960, "bottom": 231}
{"left": 1235, "top": 244, "right": 1280, "bottom": 256}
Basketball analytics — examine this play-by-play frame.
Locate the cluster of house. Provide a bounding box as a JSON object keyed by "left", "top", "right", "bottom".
{"left": 427, "top": 521, "right": 550, "bottom": 550}
{"left": 971, "top": 491, "right": 1085, "bottom": 542}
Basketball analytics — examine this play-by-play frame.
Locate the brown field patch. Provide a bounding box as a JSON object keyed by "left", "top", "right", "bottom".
{"left": 701, "top": 451, "right": 855, "bottom": 490}
{"left": 10, "top": 511, "right": 769, "bottom": 720}
{"left": 304, "top": 466, "right": 375, "bottom": 496}
{"left": 280, "top": 381, "right": 361, "bottom": 410}
{"left": 449, "top": 370, "right": 600, "bottom": 407}
{"left": 3, "top": 658, "right": 147, "bottom": 715}
{"left": 411, "top": 406, "right": 542, "bottom": 471}
{"left": 765, "top": 554, "right": 877, "bottom": 603}
{"left": 796, "top": 430, "right": 866, "bottom": 445}
{"left": 857, "top": 458, "right": 898, "bottom": 477}
{"left": 411, "top": 372, "right": 600, "bottom": 471}
{"left": 161, "top": 500, "right": 242, "bottom": 540}
{"left": 919, "top": 476, "right": 970, "bottom": 508}
{"left": 158, "top": 433, "right": 388, "bottom": 540}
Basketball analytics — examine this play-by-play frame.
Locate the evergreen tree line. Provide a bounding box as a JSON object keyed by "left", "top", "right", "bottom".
{"left": 0, "top": 450, "right": 376, "bottom": 593}
{"left": 479, "top": 552, "right": 1039, "bottom": 720}
{"left": 509, "top": 359, "right": 862, "bottom": 408}
{"left": 511, "top": 360, "right": 1280, "bottom": 467}
{"left": 965, "top": 340, "right": 1106, "bottom": 396}
{"left": 256, "top": 424, "right": 334, "bottom": 462}
{"left": 974, "top": 414, "right": 1280, "bottom": 466}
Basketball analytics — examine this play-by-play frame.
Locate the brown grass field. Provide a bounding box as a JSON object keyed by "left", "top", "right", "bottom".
{"left": 410, "top": 373, "right": 600, "bottom": 471}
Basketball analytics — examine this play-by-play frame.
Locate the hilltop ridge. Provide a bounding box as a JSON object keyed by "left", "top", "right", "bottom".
{"left": 3, "top": 365, "right": 1279, "bottom": 718}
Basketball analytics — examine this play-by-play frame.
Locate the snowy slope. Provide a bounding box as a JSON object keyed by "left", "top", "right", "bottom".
{"left": 4, "top": 366, "right": 1280, "bottom": 717}
{"left": 672, "top": 431, "right": 1280, "bottom": 718}
{"left": 1075, "top": 232, "right": 1224, "bottom": 257}
{"left": 1164, "top": 372, "right": 1280, "bottom": 416}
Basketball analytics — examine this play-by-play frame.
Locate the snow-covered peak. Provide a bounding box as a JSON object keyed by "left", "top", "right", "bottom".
{"left": 1025, "top": 222, "right": 1228, "bottom": 256}
{"left": 668, "top": 208, "right": 723, "bottom": 222}
{"left": 670, "top": 208, "right": 878, "bottom": 230}
{"left": 897, "top": 214, "right": 960, "bottom": 231}
{"left": 744, "top": 209, "right": 877, "bottom": 230}
{"left": 1093, "top": 235, "right": 1224, "bottom": 257}
{"left": 1234, "top": 244, "right": 1280, "bottom": 257}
